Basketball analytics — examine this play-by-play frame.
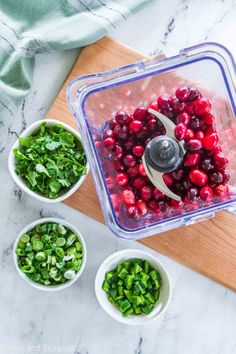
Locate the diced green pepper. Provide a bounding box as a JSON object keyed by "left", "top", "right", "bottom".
{"left": 119, "top": 299, "right": 131, "bottom": 313}
{"left": 142, "top": 305, "right": 154, "bottom": 314}
{"left": 150, "top": 270, "right": 158, "bottom": 281}
{"left": 132, "top": 295, "right": 142, "bottom": 306}
{"left": 134, "top": 263, "right": 142, "bottom": 273}
{"left": 102, "top": 280, "right": 110, "bottom": 293}
{"left": 144, "top": 292, "right": 155, "bottom": 304}
{"left": 118, "top": 268, "right": 128, "bottom": 279}
{"left": 125, "top": 275, "right": 134, "bottom": 289}
{"left": 123, "top": 307, "right": 134, "bottom": 317}
{"left": 101, "top": 258, "right": 162, "bottom": 317}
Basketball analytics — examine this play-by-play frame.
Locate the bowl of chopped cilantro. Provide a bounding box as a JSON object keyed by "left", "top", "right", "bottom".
{"left": 8, "top": 119, "right": 89, "bottom": 202}
{"left": 13, "top": 218, "right": 87, "bottom": 291}
{"left": 95, "top": 249, "right": 171, "bottom": 325}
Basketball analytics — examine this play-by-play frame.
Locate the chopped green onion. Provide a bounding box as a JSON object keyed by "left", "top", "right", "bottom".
{"left": 16, "top": 222, "right": 83, "bottom": 286}
{"left": 20, "top": 234, "right": 30, "bottom": 243}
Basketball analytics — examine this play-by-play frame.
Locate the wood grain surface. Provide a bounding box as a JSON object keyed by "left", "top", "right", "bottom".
{"left": 46, "top": 37, "right": 236, "bottom": 291}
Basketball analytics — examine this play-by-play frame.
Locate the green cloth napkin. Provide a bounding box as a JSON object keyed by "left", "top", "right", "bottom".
{"left": 0, "top": 0, "right": 150, "bottom": 112}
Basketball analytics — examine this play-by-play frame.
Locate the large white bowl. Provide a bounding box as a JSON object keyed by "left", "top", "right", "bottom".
{"left": 95, "top": 249, "right": 172, "bottom": 325}
{"left": 8, "top": 119, "right": 89, "bottom": 203}
{"left": 13, "top": 217, "right": 87, "bottom": 291}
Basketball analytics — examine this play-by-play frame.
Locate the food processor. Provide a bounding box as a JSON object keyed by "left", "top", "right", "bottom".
{"left": 67, "top": 42, "right": 236, "bottom": 240}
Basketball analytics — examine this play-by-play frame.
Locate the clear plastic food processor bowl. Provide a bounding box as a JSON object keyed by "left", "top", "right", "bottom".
{"left": 67, "top": 43, "right": 236, "bottom": 240}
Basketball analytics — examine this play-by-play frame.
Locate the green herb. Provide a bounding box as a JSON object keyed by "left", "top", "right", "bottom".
{"left": 102, "top": 258, "right": 161, "bottom": 317}
{"left": 14, "top": 122, "right": 87, "bottom": 199}
{"left": 16, "top": 222, "right": 83, "bottom": 286}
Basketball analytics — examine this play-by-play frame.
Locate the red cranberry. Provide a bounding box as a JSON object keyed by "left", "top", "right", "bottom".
{"left": 137, "top": 125, "right": 149, "bottom": 140}
{"left": 115, "top": 111, "right": 130, "bottom": 125}
{"left": 176, "top": 112, "right": 190, "bottom": 126}
{"left": 172, "top": 168, "right": 185, "bottom": 181}
{"left": 113, "top": 160, "right": 125, "bottom": 171}
{"left": 186, "top": 87, "right": 200, "bottom": 101}
{"left": 151, "top": 131, "right": 162, "bottom": 139}
{"left": 203, "top": 113, "right": 214, "bottom": 125}
{"left": 175, "top": 86, "right": 190, "bottom": 102}
{"left": 188, "top": 117, "right": 203, "bottom": 131}
{"left": 123, "top": 154, "right": 136, "bottom": 168}
{"left": 140, "top": 185, "right": 153, "bottom": 201}
{"left": 110, "top": 194, "right": 121, "bottom": 212}
{"left": 187, "top": 187, "right": 199, "bottom": 201}
{"left": 222, "top": 172, "right": 230, "bottom": 183}
{"left": 209, "top": 172, "right": 223, "bottom": 184}
{"left": 136, "top": 199, "right": 148, "bottom": 216}
{"left": 184, "top": 152, "right": 200, "bottom": 167}
{"left": 189, "top": 169, "right": 208, "bottom": 186}
{"left": 184, "top": 198, "right": 200, "bottom": 210}
{"left": 103, "top": 137, "right": 116, "bottom": 150}
{"left": 200, "top": 186, "right": 213, "bottom": 201}
{"left": 213, "top": 152, "right": 229, "bottom": 169}
{"left": 133, "top": 107, "right": 147, "bottom": 121}
{"left": 133, "top": 177, "right": 146, "bottom": 189}
{"left": 106, "top": 176, "right": 115, "bottom": 189}
{"left": 138, "top": 163, "right": 147, "bottom": 176}
{"left": 127, "top": 165, "right": 139, "bottom": 177}
{"left": 214, "top": 184, "right": 229, "bottom": 197}
{"left": 174, "top": 182, "right": 185, "bottom": 196}
{"left": 163, "top": 173, "right": 174, "bottom": 187}
{"left": 103, "top": 129, "right": 115, "bottom": 139}
{"left": 186, "top": 139, "right": 203, "bottom": 152}
{"left": 212, "top": 145, "right": 222, "bottom": 153}
{"left": 194, "top": 98, "right": 212, "bottom": 115}
{"left": 129, "top": 120, "right": 143, "bottom": 134}
{"left": 153, "top": 188, "right": 164, "bottom": 200}
{"left": 175, "top": 123, "right": 187, "bottom": 140}
{"left": 149, "top": 200, "right": 160, "bottom": 213}
{"left": 162, "top": 107, "right": 175, "bottom": 120}
{"left": 132, "top": 145, "right": 144, "bottom": 157}
{"left": 95, "top": 140, "right": 103, "bottom": 152}
{"left": 127, "top": 205, "right": 142, "bottom": 220}
{"left": 170, "top": 199, "right": 183, "bottom": 208}
{"left": 116, "top": 172, "right": 128, "bottom": 186}
{"left": 183, "top": 180, "right": 194, "bottom": 190}
{"left": 148, "top": 100, "right": 160, "bottom": 111}
{"left": 158, "top": 200, "right": 169, "bottom": 212}
{"left": 148, "top": 119, "right": 157, "bottom": 131}
{"left": 195, "top": 131, "right": 205, "bottom": 140}
{"left": 124, "top": 138, "right": 135, "bottom": 151}
{"left": 157, "top": 95, "right": 170, "bottom": 109}
{"left": 121, "top": 189, "right": 135, "bottom": 205}
{"left": 114, "top": 124, "right": 129, "bottom": 140}
{"left": 185, "top": 129, "right": 195, "bottom": 141}
{"left": 205, "top": 125, "right": 216, "bottom": 135}
{"left": 200, "top": 158, "right": 214, "bottom": 172}
{"left": 172, "top": 98, "right": 185, "bottom": 113}
{"left": 144, "top": 137, "right": 152, "bottom": 146}
{"left": 112, "top": 145, "right": 123, "bottom": 160}
{"left": 109, "top": 118, "right": 118, "bottom": 129}
{"left": 203, "top": 133, "right": 219, "bottom": 151}
{"left": 185, "top": 101, "right": 195, "bottom": 114}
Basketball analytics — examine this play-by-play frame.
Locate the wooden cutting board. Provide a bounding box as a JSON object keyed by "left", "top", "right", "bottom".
{"left": 46, "top": 37, "right": 236, "bottom": 291}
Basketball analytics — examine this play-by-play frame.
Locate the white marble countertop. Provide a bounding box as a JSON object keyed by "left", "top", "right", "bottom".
{"left": 1, "top": 1, "right": 236, "bottom": 353}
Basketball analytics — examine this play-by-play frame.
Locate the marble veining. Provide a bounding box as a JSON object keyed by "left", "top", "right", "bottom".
{"left": 0, "top": 0, "right": 236, "bottom": 353}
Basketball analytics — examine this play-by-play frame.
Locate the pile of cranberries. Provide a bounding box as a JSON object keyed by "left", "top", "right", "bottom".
{"left": 95, "top": 86, "right": 230, "bottom": 222}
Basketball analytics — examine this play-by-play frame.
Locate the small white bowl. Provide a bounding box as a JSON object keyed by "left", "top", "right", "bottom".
{"left": 95, "top": 249, "right": 172, "bottom": 325}
{"left": 8, "top": 119, "right": 89, "bottom": 203}
{"left": 13, "top": 217, "right": 87, "bottom": 291}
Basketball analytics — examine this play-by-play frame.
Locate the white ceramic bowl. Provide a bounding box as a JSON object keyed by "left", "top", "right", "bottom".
{"left": 13, "top": 217, "right": 87, "bottom": 291}
{"left": 8, "top": 119, "right": 89, "bottom": 203}
{"left": 95, "top": 249, "right": 172, "bottom": 325}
